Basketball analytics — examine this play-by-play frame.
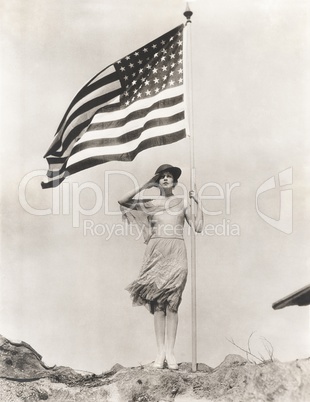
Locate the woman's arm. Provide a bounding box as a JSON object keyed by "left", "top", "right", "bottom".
{"left": 185, "top": 191, "right": 204, "bottom": 233}
{"left": 118, "top": 175, "right": 158, "bottom": 206}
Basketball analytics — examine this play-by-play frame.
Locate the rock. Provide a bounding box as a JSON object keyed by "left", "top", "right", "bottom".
{"left": 214, "top": 354, "right": 248, "bottom": 370}
{"left": 110, "top": 363, "right": 124, "bottom": 372}
{"left": 0, "top": 334, "right": 309, "bottom": 401}
{"left": 0, "top": 335, "right": 52, "bottom": 380}
{"left": 104, "top": 363, "right": 124, "bottom": 376}
{"left": 178, "top": 362, "right": 213, "bottom": 373}
{"left": 197, "top": 363, "right": 213, "bottom": 373}
{"left": 48, "top": 366, "right": 85, "bottom": 385}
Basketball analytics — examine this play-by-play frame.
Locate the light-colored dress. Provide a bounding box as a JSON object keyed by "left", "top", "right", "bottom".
{"left": 121, "top": 197, "right": 188, "bottom": 314}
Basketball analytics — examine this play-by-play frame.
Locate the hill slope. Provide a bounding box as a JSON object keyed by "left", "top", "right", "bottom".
{"left": 0, "top": 335, "right": 309, "bottom": 401}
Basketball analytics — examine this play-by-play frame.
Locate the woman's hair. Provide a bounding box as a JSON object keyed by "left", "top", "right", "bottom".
{"left": 156, "top": 170, "right": 178, "bottom": 188}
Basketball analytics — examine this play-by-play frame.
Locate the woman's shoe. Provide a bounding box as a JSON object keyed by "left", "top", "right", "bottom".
{"left": 153, "top": 361, "right": 164, "bottom": 369}
{"left": 167, "top": 363, "right": 178, "bottom": 370}
{"left": 153, "top": 354, "right": 165, "bottom": 369}
{"left": 166, "top": 354, "right": 178, "bottom": 370}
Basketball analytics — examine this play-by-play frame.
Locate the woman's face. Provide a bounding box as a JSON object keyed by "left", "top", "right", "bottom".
{"left": 158, "top": 172, "right": 174, "bottom": 189}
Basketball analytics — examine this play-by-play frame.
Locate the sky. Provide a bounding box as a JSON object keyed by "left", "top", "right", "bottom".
{"left": 0, "top": 0, "right": 309, "bottom": 374}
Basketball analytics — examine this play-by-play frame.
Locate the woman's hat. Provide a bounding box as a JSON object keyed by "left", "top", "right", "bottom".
{"left": 154, "top": 164, "right": 182, "bottom": 181}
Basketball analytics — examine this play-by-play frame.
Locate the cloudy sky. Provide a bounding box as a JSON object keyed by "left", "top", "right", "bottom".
{"left": 1, "top": 0, "right": 309, "bottom": 373}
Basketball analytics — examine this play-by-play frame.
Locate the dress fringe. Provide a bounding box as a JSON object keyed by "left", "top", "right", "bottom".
{"left": 126, "top": 237, "right": 188, "bottom": 314}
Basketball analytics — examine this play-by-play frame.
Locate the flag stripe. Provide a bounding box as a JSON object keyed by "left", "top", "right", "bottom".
{"left": 46, "top": 157, "right": 67, "bottom": 164}
{"left": 59, "top": 87, "right": 183, "bottom": 155}
{"left": 67, "top": 119, "right": 186, "bottom": 165}
{"left": 68, "top": 129, "right": 186, "bottom": 175}
{"left": 71, "top": 111, "right": 185, "bottom": 154}
{"left": 89, "top": 94, "right": 184, "bottom": 133}
{"left": 56, "top": 66, "right": 117, "bottom": 133}
{"left": 47, "top": 88, "right": 122, "bottom": 156}
{"left": 46, "top": 109, "right": 185, "bottom": 177}
{"left": 78, "top": 95, "right": 184, "bottom": 143}
{"left": 91, "top": 85, "right": 183, "bottom": 125}
{"left": 59, "top": 84, "right": 122, "bottom": 144}
{"left": 46, "top": 117, "right": 185, "bottom": 177}
{"left": 43, "top": 128, "right": 186, "bottom": 188}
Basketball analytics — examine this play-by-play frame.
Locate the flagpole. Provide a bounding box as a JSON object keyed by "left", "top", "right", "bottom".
{"left": 183, "top": 3, "right": 197, "bottom": 373}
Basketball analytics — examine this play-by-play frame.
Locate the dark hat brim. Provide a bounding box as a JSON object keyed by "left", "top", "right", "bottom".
{"left": 154, "top": 164, "right": 182, "bottom": 182}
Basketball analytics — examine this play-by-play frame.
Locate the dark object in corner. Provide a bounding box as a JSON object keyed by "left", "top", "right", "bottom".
{"left": 272, "top": 284, "right": 310, "bottom": 310}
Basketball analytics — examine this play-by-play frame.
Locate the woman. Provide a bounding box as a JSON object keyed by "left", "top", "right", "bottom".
{"left": 118, "top": 164, "right": 203, "bottom": 370}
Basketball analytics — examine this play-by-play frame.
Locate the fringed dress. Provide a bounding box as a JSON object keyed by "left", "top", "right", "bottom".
{"left": 121, "top": 197, "right": 188, "bottom": 314}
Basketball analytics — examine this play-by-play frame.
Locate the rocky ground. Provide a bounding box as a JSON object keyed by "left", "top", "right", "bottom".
{"left": 0, "top": 334, "right": 309, "bottom": 401}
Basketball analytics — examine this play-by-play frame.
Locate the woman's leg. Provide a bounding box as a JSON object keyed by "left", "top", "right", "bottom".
{"left": 166, "top": 308, "right": 178, "bottom": 368}
{"left": 153, "top": 306, "right": 166, "bottom": 367}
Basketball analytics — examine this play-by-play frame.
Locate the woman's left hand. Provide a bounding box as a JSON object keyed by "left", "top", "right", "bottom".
{"left": 189, "top": 190, "right": 198, "bottom": 204}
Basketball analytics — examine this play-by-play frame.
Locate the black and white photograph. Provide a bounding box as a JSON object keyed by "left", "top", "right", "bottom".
{"left": 1, "top": 0, "right": 309, "bottom": 400}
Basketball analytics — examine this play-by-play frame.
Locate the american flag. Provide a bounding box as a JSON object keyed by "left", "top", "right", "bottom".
{"left": 42, "top": 25, "right": 186, "bottom": 188}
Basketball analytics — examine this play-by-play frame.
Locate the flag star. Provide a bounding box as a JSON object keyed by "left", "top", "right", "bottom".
{"left": 146, "top": 64, "right": 151, "bottom": 70}
{"left": 139, "top": 68, "right": 143, "bottom": 74}
{"left": 124, "top": 91, "right": 129, "bottom": 96}
{"left": 134, "top": 52, "right": 139, "bottom": 56}
{"left": 137, "top": 92, "right": 142, "bottom": 98}
{"left": 152, "top": 44, "right": 157, "bottom": 49}
{"left": 125, "top": 100, "right": 130, "bottom": 106}
{"left": 120, "top": 66, "right": 125, "bottom": 71}
{"left": 171, "top": 63, "right": 175, "bottom": 68}
{"left": 154, "top": 53, "right": 158, "bottom": 58}
{"left": 143, "top": 47, "right": 148, "bottom": 53}
{"left": 162, "top": 83, "right": 166, "bottom": 89}
{"left": 134, "top": 88, "right": 138, "bottom": 94}
{"left": 178, "top": 31, "right": 181, "bottom": 36}
{"left": 179, "top": 50, "right": 183, "bottom": 55}
{"left": 162, "top": 65, "right": 167, "bottom": 71}
{"left": 129, "top": 63, "right": 134, "bottom": 68}
{"left": 152, "top": 67, "right": 158, "bottom": 73}
{"left": 141, "top": 77, "right": 146, "bottom": 81}
{"left": 155, "top": 87, "right": 159, "bottom": 93}
{"left": 178, "top": 68, "right": 183, "bottom": 74}
{"left": 169, "top": 36, "right": 174, "bottom": 41}
{"left": 178, "top": 59, "right": 182, "bottom": 64}
{"left": 154, "top": 77, "right": 159, "bottom": 83}
{"left": 169, "top": 71, "right": 174, "bottom": 76}
{"left": 117, "top": 60, "right": 121, "bottom": 64}
{"left": 138, "top": 59, "right": 143, "bottom": 65}
{"left": 161, "top": 40, "right": 165, "bottom": 45}
{"left": 124, "top": 75, "right": 128, "bottom": 81}
{"left": 170, "top": 53, "right": 175, "bottom": 59}
{"left": 132, "top": 96, "right": 135, "bottom": 101}
{"left": 169, "top": 80, "right": 175, "bottom": 86}
{"left": 162, "top": 49, "right": 167, "bottom": 54}
{"left": 132, "top": 80, "right": 137, "bottom": 85}
{"left": 144, "top": 80, "right": 150, "bottom": 86}
{"left": 145, "top": 90, "right": 151, "bottom": 95}
{"left": 163, "top": 75, "right": 167, "bottom": 80}
{"left": 161, "top": 56, "right": 166, "bottom": 62}
{"left": 132, "top": 73, "right": 136, "bottom": 77}
{"left": 125, "top": 56, "right": 130, "bottom": 60}
{"left": 177, "top": 40, "right": 182, "bottom": 46}
{"left": 178, "top": 78, "right": 183, "bottom": 83}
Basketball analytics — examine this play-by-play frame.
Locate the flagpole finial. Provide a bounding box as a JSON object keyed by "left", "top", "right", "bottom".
{"left": 184, "top": 3, "right": 193, "bottom": 24}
